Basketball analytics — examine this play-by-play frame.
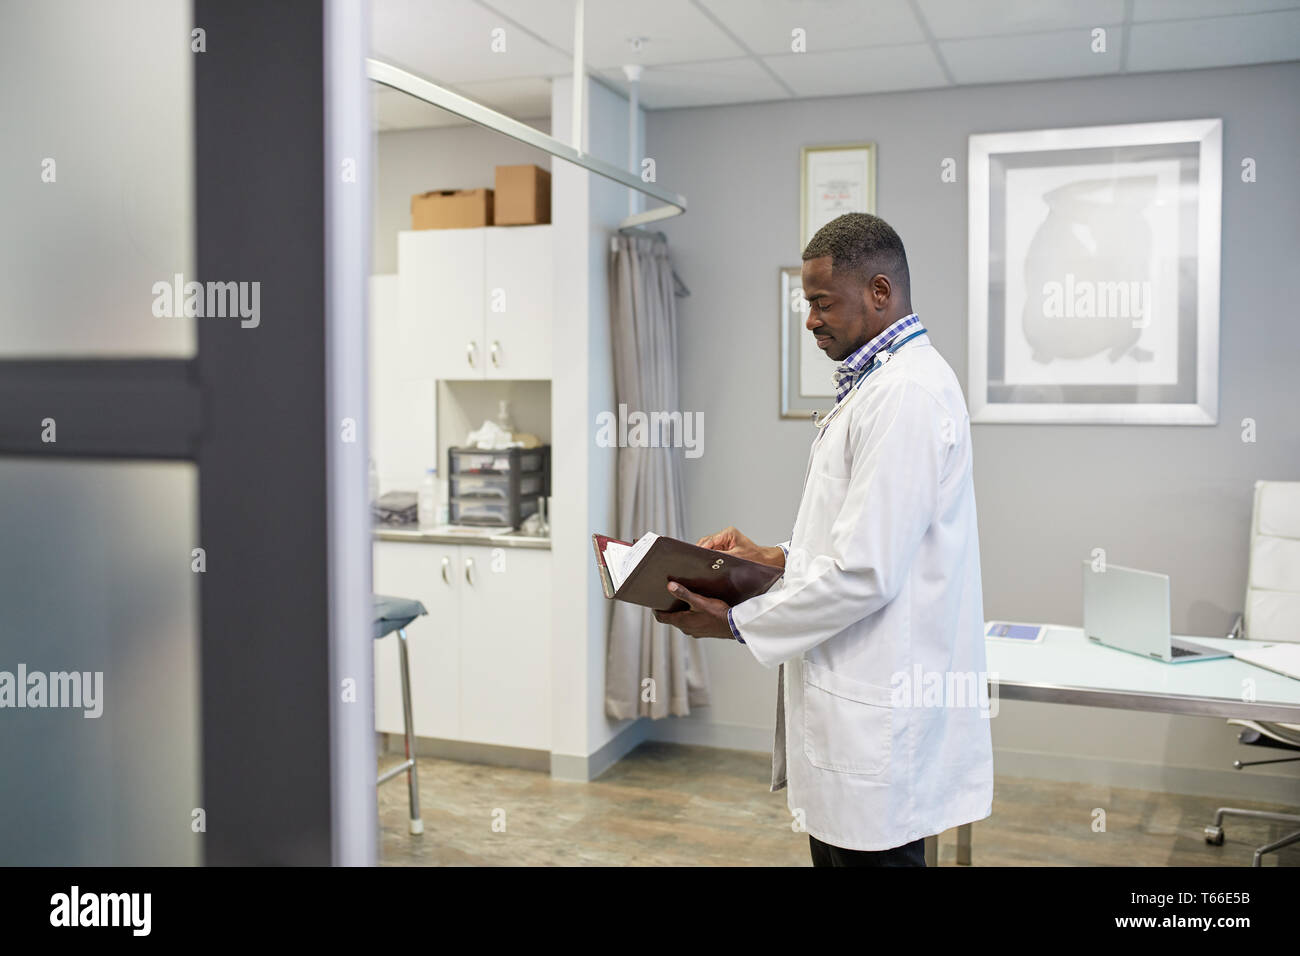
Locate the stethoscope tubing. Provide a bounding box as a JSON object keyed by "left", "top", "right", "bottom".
{"left": 812, "top": 327, "right": 928, "bottom": 431}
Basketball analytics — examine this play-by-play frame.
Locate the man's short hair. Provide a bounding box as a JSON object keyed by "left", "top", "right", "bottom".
{"left": 802, "top": 213, "right": 910, "bottom": 294}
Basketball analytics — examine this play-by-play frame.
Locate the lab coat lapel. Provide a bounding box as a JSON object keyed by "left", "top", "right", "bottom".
{"left": 770, "top": 358, "right": 884, "bottom": 796}
{"left": 770, "top": 362, "right": 876, "bottom": 797}
{"left": 796, "top": 409, "right": 831, "bottom": 500}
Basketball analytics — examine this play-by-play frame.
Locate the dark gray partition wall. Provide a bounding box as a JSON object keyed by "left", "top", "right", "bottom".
{"left": 195, "top": 0, "right": 374, "bottom": 865}
{"left": 0, "top": 0, "right": 375, "bottom": 866}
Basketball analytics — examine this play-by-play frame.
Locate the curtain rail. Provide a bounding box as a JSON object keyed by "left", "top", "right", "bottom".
{"left": 366, "top": 58, "right": 686, "bottom": 231}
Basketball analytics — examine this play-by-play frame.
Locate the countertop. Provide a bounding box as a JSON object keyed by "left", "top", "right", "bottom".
{"left": 373, "top": 523, "right": 551, "bottom": 550}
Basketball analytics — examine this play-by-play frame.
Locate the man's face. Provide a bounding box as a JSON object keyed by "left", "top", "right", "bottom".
{"left": 801, "top": 256, "right": 875, "bottom": 363}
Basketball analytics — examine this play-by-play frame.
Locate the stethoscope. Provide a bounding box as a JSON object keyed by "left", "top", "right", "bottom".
{"left": 811, "top": 326, "right": 928, "bottom": 431}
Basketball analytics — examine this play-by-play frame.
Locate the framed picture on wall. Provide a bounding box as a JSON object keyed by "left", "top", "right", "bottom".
{"left": 780, "top": 266, "right": 837, "bottom": 420}
{"left": 801, "top": 143, "right": 876, "bottom": 251}
{"left": 968, "top": 118, "right": 1222, "bottom": 425}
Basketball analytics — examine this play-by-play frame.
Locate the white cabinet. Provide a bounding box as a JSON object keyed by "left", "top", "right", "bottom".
{"left": 398, "top": 228, "right": 485, "bottom": 382}
{"left": 373, "top": 540, "right": 550, "bottom": 752}
{"left": 373, "top": 541, "right": 460, "bottom": 740}
{"left": 397, "top": 226, "right": 552, "bottom": 381}
{"left": 484, "top": 226, "right": 552, "bottom": 380}
{"left": 457, "top": 545, "right": 551, "bottom": 749}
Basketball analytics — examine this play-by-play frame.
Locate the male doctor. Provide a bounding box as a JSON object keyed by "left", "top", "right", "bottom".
{"left": 656, "top": 213, "right": 993, "bottom": 866}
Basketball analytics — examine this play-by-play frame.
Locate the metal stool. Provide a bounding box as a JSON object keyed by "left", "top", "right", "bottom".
{"left": 373, "top": 594, "right": 427, "bottom": 835}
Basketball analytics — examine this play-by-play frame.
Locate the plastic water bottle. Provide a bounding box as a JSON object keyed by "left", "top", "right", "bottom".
{"left": 497, "top": 399, "right": 515, "bottom": 435}
{"left": 418, "top": 468, "right": 438, "bottom": 530}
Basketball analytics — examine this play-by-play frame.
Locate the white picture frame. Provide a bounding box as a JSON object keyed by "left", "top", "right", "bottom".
{"left": 801, "top": 143, "right": 876, "bottom": 252}
{"left": 968, "top": 119, "right": 1222, "bottom": 425}
{"left": 780, "top": 266, "right": 836, "bottom": 420}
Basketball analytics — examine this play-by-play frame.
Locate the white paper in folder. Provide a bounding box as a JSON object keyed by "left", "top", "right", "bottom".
{"left": 603, "top": 532, "right": 660, "bottom": 591}
{"left": 1231, "top": 643, "right": 1300, "bottom": 682}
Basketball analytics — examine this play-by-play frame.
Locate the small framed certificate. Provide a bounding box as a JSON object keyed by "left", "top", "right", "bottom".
{"left": 780, "top": 266, "right": 835, "bottom": 420}
{"left": 801, "top": 143, "right": 876, "bottom": 251}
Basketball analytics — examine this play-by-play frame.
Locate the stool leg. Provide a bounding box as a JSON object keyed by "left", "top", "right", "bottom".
{"left": 1253, "top": 828, "right": 1300, "bottom": 867}
{"left": 956, "top": 823, "right": 972, "bottom": 866}
{"left": 397, "top": 627, "right": 423, "bottom": 835}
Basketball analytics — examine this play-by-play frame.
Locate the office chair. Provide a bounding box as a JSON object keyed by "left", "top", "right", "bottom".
{"left": 1204, "top": 480, "right": 1300, "bottom": 865}
{"left": 373, "top": 594, "right": 428, "bottom": 836}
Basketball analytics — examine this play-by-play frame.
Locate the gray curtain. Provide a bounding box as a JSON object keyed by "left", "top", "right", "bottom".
{"left": 605, "top": 235, "right": 710, "bottom": 718}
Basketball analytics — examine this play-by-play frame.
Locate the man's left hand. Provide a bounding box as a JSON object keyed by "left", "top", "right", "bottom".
{"left": 653, "top": 583, "right": 735, "bottom": 639}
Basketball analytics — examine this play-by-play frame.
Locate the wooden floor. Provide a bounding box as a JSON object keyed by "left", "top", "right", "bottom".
{"left": 378, "top": 740, "right": 1300, "bottom": 866}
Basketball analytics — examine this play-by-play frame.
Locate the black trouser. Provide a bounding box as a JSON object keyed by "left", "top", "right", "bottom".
{"left": 809, "top": 834, "right": 927, "bottom": 867}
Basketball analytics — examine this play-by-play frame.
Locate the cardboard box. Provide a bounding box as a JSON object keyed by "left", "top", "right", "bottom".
{"left": 410, "top": 188, "right": 493, "bottom": 230}
{"left": 493, "top": 164, "right": 551, "bottom": 225}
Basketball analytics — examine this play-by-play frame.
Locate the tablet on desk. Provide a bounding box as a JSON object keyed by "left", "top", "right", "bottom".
{"left": 985, "top": 621, "right": 1047, "bottom": 644}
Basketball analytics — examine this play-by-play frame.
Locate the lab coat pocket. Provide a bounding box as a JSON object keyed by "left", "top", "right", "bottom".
{"left": 802, "top": 659, "right": 893, "bottom": 776}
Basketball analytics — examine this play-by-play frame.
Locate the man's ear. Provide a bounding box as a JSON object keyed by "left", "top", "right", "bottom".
{"left": 869, "top": 273, "right": 892, "bottom": 311}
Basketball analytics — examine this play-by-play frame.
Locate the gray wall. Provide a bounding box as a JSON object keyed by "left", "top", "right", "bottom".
{"left": 373, "top": 120, "right": 551, "bottom": 275}
{"left": 645, "top": 62, "right": 1300, "bottom": 799}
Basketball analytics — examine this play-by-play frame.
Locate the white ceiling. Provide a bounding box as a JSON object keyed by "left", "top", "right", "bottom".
{"left": 371, "top": 0, "right": 1300, "bottom": 129}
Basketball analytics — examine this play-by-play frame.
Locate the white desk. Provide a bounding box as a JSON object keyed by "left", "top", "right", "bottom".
{"left": 984, "top": 626, "right": 1300, "bottom": 722}
{"left": 932, "top": 626, "right": 1300, "bottom": 866}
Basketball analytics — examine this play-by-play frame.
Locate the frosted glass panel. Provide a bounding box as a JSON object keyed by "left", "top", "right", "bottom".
{"left": 0, "top": 458, "right": 200, "bottom": 864}
{"left": 0, "top": 0, "right": 196, "bottom": 356}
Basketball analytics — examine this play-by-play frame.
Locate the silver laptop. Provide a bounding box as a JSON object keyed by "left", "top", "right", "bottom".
{"left": 1082, "top": 563, "right": 1231, "bottom": 663}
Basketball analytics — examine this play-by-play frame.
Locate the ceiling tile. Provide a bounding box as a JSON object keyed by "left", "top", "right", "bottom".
{"left": 940, "top": 28, "right": 1123, "bottom": 84}
{"left": 917, "top": 0, "right": 1126, "bottom": 40}
{"left": 764, "top": 44, "right": 948, "bottom": 97}
{"left": 370, "top": 0, "right": 572, "bottom": 83}
{"left": 1133, "top": 0, "right": 1300, "bottom": 20}
{"left": 697, "top": 0, "right": 924, "bottom": 55}
{"left": 598, "top": 57, "right": 789, "bottom": 108}
{"left": 486, "top": 0, "right": 745, "bottom": 68}
{"left": 368, "top": 0, "right": 1300, "bottom": 120}
{"left": 1127, "top": 9, "right": 1300, "bottom": 71}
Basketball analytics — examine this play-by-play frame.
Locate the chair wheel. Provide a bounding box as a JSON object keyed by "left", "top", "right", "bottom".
{"left": 1204, "top": 825, "right": 1224, "bottom": 846}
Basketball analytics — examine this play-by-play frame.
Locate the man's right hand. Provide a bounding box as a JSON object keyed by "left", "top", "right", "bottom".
{"left": 696, "top": 526, "right": 785, "bottom": 569}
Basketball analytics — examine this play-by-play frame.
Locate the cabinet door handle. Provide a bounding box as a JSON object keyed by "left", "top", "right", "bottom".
{"left": 490, "top": 340, "right": 500, "bottom": 368}
{"left": 441, "top": 555, "right": 451, "bottom": 585}
{"left": 466, "top": 340, "right": 478, "bottom": 368}
{"left": 464, "top": 556, "right": 475, "bottom": 586}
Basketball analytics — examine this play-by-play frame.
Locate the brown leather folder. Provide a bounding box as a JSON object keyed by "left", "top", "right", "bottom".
{"left": 592, "top": 532, "right": 784, "bottom": 612}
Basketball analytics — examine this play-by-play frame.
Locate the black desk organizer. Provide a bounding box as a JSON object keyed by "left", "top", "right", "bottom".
{"left": 447, "top": 445, "right": 551, "bottom": 529}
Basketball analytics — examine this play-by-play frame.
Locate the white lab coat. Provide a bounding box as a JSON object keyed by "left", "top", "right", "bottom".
{"left": 731, "top": 332, "right": 993, "bottom": 851}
